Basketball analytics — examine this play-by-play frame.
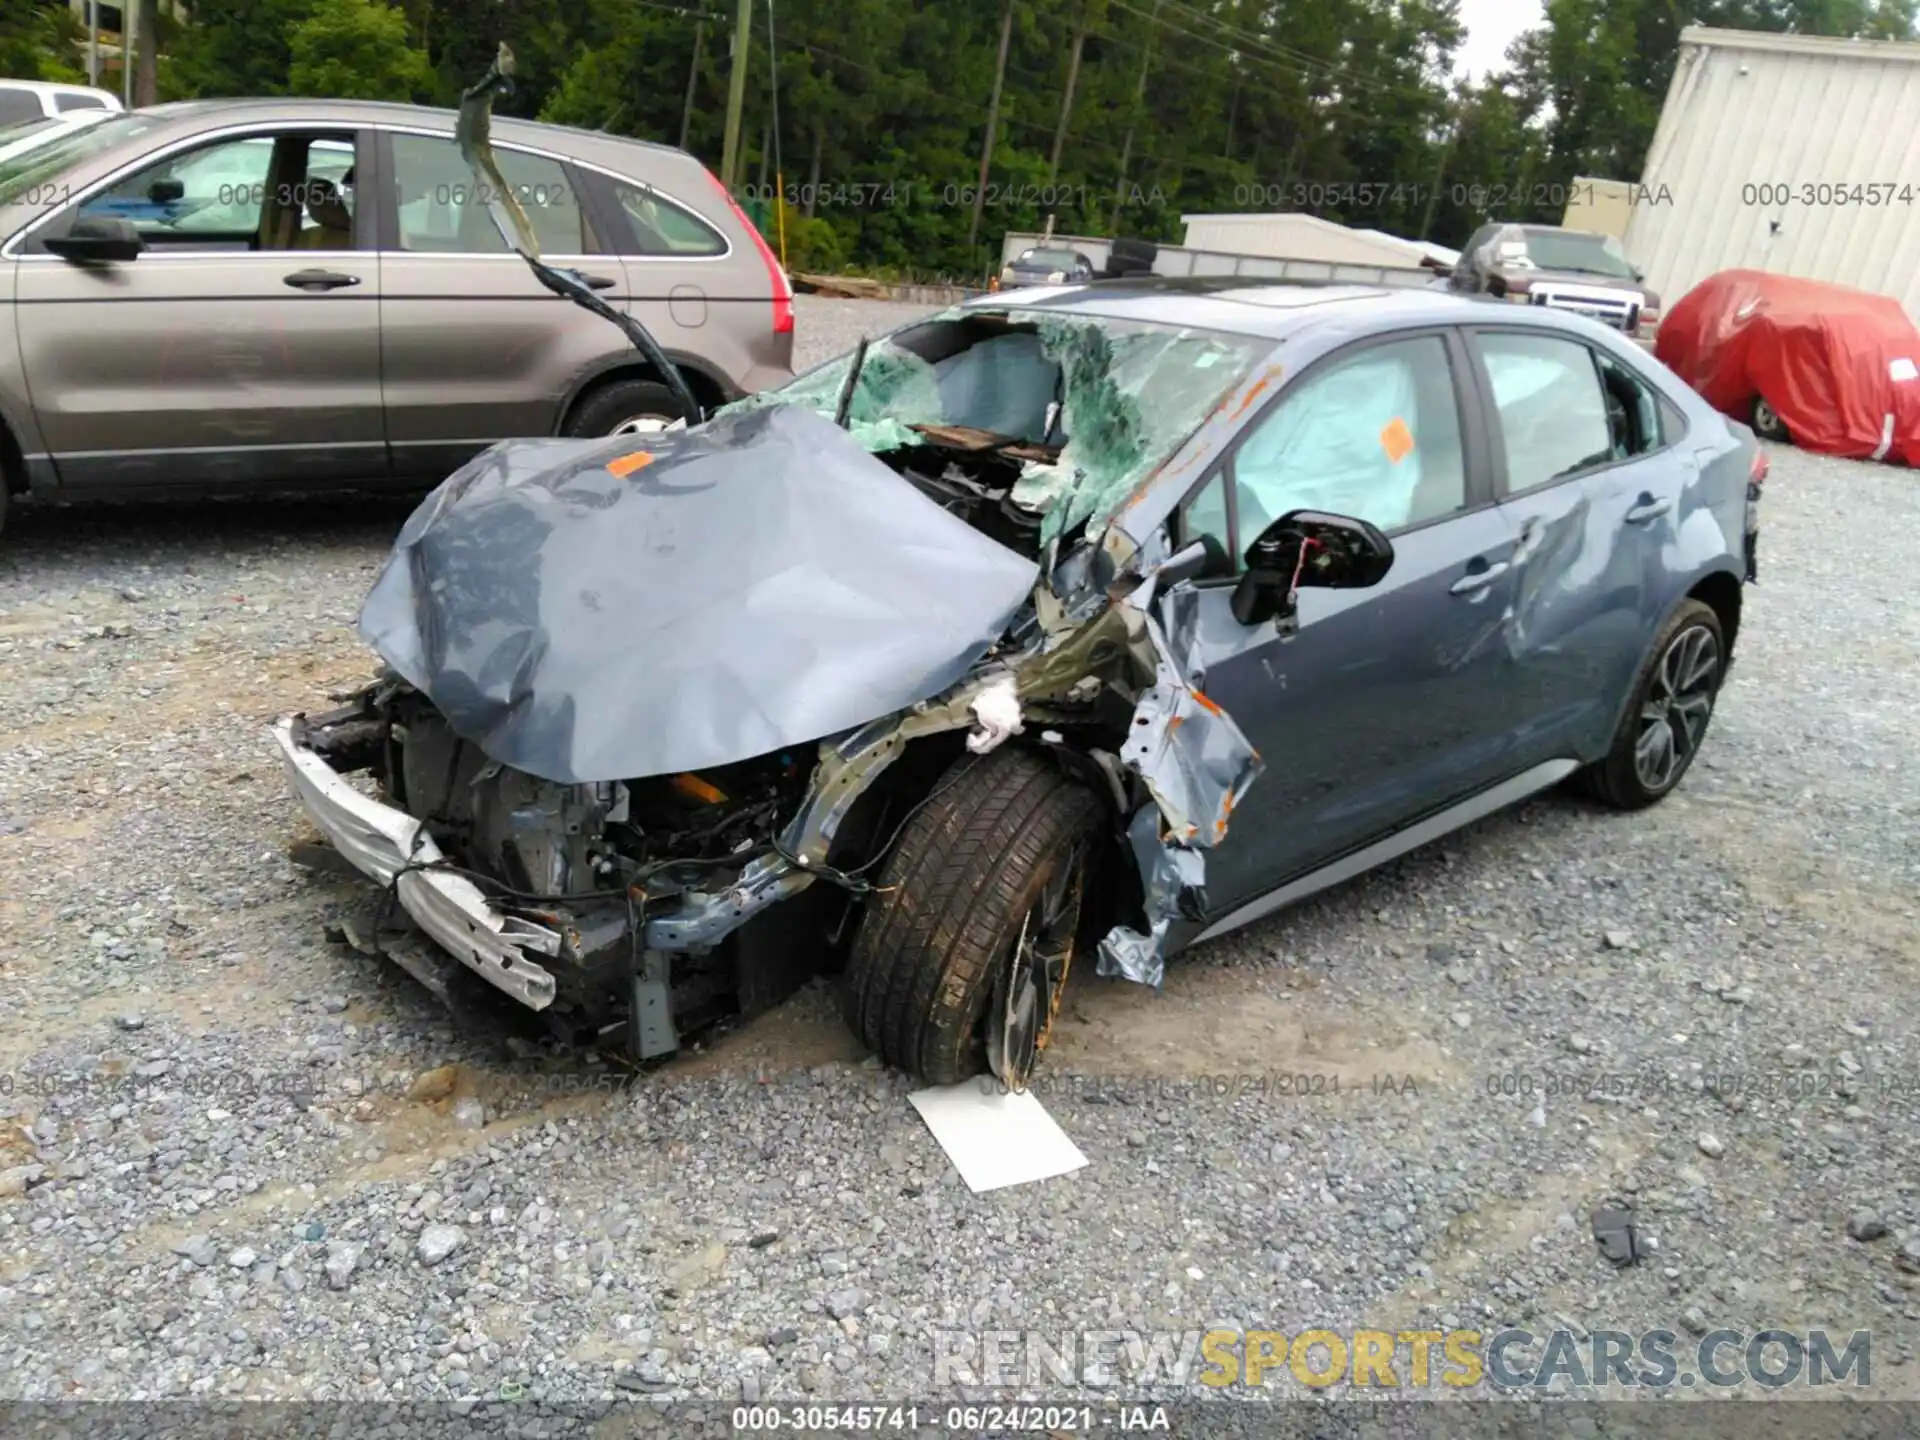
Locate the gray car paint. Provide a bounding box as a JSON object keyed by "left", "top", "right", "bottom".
{"left": 359, "top": 404, "right": 1040, "bottom": 784}
{"left": 1032, "top": 280, "right": 1750, "bottom": 961}
{"left": 0, "top": 100, "right": 793, "bottom": 499}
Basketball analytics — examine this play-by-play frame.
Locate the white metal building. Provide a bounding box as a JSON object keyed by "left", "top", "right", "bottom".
{"left": 1627, "top": 26, "right": 1920, "bottom": 315}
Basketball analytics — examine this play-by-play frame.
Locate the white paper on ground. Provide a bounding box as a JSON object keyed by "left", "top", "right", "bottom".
{"left": 908, "top": 1080, "right": 1089, "bottom": 1192}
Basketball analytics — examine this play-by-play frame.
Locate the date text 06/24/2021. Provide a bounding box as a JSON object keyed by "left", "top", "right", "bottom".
{"left": 731, "top": 1404, "right": 1172, "bottom": 1432}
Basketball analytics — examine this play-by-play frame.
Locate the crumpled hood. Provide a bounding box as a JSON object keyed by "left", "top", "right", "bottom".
{"left": 359, "top": 404, "right": 1040, "bottom": 784}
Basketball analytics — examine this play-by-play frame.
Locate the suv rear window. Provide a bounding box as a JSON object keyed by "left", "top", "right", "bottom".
{"left": 0, "top": 90, "right": 43, "bottom": 127}
{"left": 608, "top": 177, "right": 726, "bottom": 256}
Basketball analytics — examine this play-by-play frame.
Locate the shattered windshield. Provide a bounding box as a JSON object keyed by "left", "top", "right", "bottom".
{"left": 721, "top": 307, "right": 1271, "bottom": 547}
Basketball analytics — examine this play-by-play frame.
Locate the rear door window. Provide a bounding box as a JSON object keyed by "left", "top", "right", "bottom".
{"left": 1476, "top": 331, "right": 1614, "bottom": 492}
{"left": 388, "top": 132, "right": 595, "bottom": 254}
{"left": 56, "top": 94, "right": 109, "bottom": 113}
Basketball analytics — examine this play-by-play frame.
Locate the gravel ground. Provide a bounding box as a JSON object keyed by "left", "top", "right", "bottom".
{"left": 2, "top": 299, "right": 1918, "bottom": 1417}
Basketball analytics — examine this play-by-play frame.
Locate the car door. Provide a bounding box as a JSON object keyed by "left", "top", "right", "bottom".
{"left": 375, "top": 128, "right": 636, "bottom": 479}
{"left": 11, "top": 124, "right": 384, "bottom": 490}
{"left": 1172, "top": 328, "right": 1524, "bottom": 912}
{"left": 1468, "top": 327, "right": 1691, "bottom": 767}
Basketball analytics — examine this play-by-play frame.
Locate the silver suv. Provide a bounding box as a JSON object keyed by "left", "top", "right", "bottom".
{"left": 0, "top": 99, "right": 795, "bottom": 533}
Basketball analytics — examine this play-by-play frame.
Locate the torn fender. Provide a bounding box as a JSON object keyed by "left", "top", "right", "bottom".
{"left": 1092, "top": 577, "right": 1264, "bottom": 986}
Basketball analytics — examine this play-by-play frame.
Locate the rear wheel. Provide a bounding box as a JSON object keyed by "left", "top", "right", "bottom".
{"left": 1750, "top": 395, "right": 1789, "bottom": 443}
{"left": 841, "top": 749, "right": 1104, "bottom": 1087}
{"left": 1579, "top": 599, "right": 1725, "bottom": 809}
{"left": 564, "top": 378, "right": 692, "bottom": 439}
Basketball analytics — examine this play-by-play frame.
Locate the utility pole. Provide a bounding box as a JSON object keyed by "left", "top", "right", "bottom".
{"left": 1047, "top": 25, "right": 1087, "bottom": 186}
{"left": 719, "top": 0, "right": 753, "bottom": 190}
{"left": 134, "top": 0, "right": 158, "bottom": 107}
{"left": 680, "top": 22, "right": 705, "bottom": 151}
{"left": 1109, "top": 0, "right": 1162, "bottom": 233}
{"left": 966, "top": 0, "right": 1015, "bottom": 253}
{"left": 87, "top": 0, "right": 99, "bottom": 88}
{"left": 1419, "top": 120, "right": 1456, "bottom": 240}
{"left": 121, "top": 0, "right": 134, "bottom": 108}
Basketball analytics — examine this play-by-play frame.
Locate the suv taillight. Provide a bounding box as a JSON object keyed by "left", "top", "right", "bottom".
{"left": 706, "top": 170, "right": 793, "bottom": 335}
{"left": 1750, "top": 447, "right": 1768, "bottom": 487}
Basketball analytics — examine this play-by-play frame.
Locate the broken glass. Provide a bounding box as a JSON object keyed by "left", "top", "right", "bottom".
{"left": 727, "top": 309, "right": 1269, "bottom": 537}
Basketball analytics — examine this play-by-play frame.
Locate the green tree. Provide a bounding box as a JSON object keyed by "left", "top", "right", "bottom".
{"left": 171, "top": 0, "right": 314, "bottom": 97}
{"left": 288, "top": 0, "right": 436, "bottom": 101}
{"left": 0, "top": 2, "right": 87, "bottom": 84}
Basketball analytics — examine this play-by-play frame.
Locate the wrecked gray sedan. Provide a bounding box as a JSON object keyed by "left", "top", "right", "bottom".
{"left": 279, "top": 67, "right": 1759, "bottom": 1087}
{"left": 276, "top": 272, "right": 1761, "bottom": 1088}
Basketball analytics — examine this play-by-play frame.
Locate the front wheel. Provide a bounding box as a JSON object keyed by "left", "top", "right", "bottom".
{"left": 1579, "top": 599, "right": 1726, "bottom": 809}
{"left": 841, "top": 749, "right": 1104, "bottom": 1087}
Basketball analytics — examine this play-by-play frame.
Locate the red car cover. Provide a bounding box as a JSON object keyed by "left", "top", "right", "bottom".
{"left": 1655, "top": 268, "right": 1920, "bottom": 465}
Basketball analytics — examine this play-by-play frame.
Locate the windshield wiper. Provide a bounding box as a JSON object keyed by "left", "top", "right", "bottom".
{"left": 833, "top": 337, "right": 868, "bottom": 430}
{"left": 457, "top": 43, "right": 704, "bottom": 427}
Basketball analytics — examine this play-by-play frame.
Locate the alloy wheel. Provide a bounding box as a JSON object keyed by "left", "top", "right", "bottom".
{"left": 1634, "top": 624, "right": 1721, "bottom": 792}
{"left": 987, "top": 846, "right": 1086, "bottom": 1090}
{"left": 610, "top": 414, "right": 675, "bottom": 436}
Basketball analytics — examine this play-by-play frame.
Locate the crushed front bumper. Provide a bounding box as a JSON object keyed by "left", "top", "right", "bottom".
{"left": 271, "top": 716, "right": 562, "bottom": 1010}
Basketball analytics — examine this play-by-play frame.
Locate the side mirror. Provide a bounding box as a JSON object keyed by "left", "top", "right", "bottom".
{"left": 1230, "top": 510, "right": 1395, "bottom": 628}
{"left": 1156, "top": 535, "right": 1229, "bottom": 588}
{"left": 148, "top": 177, "right": 186, "bottom": 203}
{"left": 43, "top": 215, "right": 145, "bottom": 265}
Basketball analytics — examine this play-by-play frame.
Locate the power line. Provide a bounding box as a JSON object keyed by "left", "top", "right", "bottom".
{"left": 1154, "top": 0, "right": 1401, "bottom": 95}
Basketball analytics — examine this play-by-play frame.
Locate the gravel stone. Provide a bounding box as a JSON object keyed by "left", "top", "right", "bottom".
{"left": 416, "top": 1224, "right": 466, "bottom": 1266}
{"left": 323, "top": 1241, "right": 363, "bottom": 1290}
{"left": 170, "top": 1235, "right": 216, "bottom": 1268}
{"left": 1848, "top": 1209, "right": 1888, "bottom": 1242}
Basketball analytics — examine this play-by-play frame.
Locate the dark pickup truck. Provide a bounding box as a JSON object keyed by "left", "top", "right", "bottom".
{"left": 1449, "top": 222, "right": 1660, "bottom": 341}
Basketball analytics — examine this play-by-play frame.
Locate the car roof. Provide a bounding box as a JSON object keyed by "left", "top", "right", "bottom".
{"left": 969, "top": 274, "right": 1527, "bottom": 342}
{"left": 136, "top": 98, "right": 691, "bottom": 160}
{"left": 0, "top": 80, "right": 110, "bottom": 95}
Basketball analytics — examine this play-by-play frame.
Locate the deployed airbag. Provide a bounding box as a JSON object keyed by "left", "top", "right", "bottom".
{"left": 360, "top": 405, "right": 1040, "bottom": 784}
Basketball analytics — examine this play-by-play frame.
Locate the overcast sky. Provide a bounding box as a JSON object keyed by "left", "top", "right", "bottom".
{"left": 1453, "top": 0, "right": 1545, "bottom": 80}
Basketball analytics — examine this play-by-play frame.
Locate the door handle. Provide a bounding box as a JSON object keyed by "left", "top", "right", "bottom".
{"left": 578, "top": 272, "right": 617, "bottom": 290}
{"left": 1625, "top": 493, "right": 1674, "bottom": 524}
{"left": 1450, "top": 560, "right": 1510, "bottom": 596}
{"left": 283, "top": 269, "right": 362, "bottom": 291}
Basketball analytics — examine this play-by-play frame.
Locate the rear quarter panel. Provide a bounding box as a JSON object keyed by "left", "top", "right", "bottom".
{"left": 597, "top": 142, "right": 794, "bottom": 397}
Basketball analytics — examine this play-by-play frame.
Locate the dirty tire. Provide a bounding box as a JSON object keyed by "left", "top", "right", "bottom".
{"left": 563, "top": 378, "right": 691, "bottom": 438}
{"left": 1750, "top": 395, "right": 1790, "bottom": 444}
{"left": 842, "top": 748, "right": 1104, "bottom": 1086}
{"left": 1578, "top": 598, "right": 1725, "bottom": 810}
